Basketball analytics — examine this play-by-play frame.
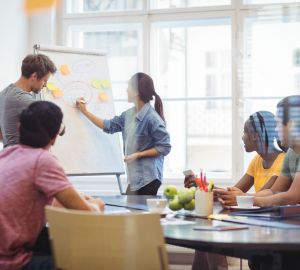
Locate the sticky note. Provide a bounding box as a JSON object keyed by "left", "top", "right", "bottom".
{"left": 60, "top": 64, "right": 70, "bottom": 75}
{"left": 91, "top": 79, "right": 102, "bottom": 89}
{"left": 46, "top": 82, "right": 56, "bottom": 91}
{"left": 25, "top": 0, "right": 56, "bottom": 13}
{"left": 98, "top": 92, "right": 108, "bottom": 102}
{"left": 100, "top": 80, "right": 111, "bottom": 89}
{"left": 52, "top": 88, "right": 63, "bottom": 98}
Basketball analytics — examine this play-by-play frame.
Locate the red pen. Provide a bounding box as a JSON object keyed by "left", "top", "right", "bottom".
{"left": 195, "top": 177, "right": 203, "bottom": 191}
{"left": 203, "top": 173, "right": 208, "bottom": 192}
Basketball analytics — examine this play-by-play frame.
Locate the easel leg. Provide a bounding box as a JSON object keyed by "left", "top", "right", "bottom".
{"left": 116, "top": 174, "right": 124, "bottom": 195}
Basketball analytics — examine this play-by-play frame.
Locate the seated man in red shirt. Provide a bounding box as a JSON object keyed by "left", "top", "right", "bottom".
{"left": 0, "top": 101, "right": 105, "bottom": 270}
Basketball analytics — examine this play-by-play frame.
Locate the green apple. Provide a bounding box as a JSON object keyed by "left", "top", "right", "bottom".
{"left": 178, "top": 188, "right": 193, "bottom": 204}
{"left": 163, "top": 185, "right": 178, "bottom": 200}
{"left": 168, "top": 195, "right": 183, "bottom": 211}
{"left": 189, "top": 186, "right": 197, "bottom": 199}
{"left": 184, "top": 199, "right": 195, "bottom": 211}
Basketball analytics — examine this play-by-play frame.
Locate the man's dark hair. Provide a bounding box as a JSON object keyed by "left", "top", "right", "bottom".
{"left": 19, "top": 101, "right": 63, "bottom": 148}
{"left": 21, "top": 54, "right": 57, "bottom": 79}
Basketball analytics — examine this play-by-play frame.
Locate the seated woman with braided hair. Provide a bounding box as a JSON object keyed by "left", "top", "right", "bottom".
{"left": 185, "top": 111, "right": 286, "bottom": 208}
{"left": 186, "top": 111, "right": 286, "bottom": 270}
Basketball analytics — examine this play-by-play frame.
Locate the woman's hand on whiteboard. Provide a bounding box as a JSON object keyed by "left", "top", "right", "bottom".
{"left": 76, "top": 97, "right": 87, "bottom": 112}
{"left": 124, "top": 152, "right": 141, "bottom": 163}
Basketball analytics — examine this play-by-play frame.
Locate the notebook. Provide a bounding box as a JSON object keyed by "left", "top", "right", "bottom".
{"left": 229, "top": 204, "right": 300, "bottom": 219}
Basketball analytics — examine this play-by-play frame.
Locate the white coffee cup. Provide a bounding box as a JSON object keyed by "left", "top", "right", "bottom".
{"left": 236, "top": 195, "right": 254, "bottom": 208}
{"left": 147, "top": 198, "right": 168, "bottom": 214}
{"left": 195, "top": 191, "right": 213, "bottom": 217}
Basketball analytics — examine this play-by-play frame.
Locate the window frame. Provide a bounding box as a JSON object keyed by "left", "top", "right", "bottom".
{"left": 57, "top": 0, "right": 300, "bottom": 186}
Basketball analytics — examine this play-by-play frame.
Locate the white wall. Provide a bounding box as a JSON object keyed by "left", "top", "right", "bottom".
{"left": 0, "top": 1, "right": 28, "bottom": 90}
{"left": 28, "top": 7, "right": 57, "bottom": 47}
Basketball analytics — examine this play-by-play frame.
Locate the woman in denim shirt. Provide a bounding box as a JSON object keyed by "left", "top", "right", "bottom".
{"left": 77, "top": 72, "right": 171, "bottom": 195}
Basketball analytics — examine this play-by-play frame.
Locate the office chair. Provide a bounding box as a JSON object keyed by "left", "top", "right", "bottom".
{"left": 45, "top": 206, "right": 169, "bottom": 270}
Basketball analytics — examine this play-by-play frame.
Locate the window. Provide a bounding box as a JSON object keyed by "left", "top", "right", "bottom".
{"left": 67, "top": 0, "right": 142, "bottom": 13}
{"left": 151, "top": 0, "right": 230, "bottom": 9}
{"left": 241, "top": 8, "right": 300, "bottom": 169}
{"left": 244, "top": 0, "right": 300, "bottom": 4}
{"left": 151, "top": 18, "right": 231, "bottom": 175}
{"left": 62, "top": 1, "right": 300, "bottom": 184}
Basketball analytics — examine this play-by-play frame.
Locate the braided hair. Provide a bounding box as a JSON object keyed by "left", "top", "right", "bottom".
{"left": 248, "top": 111, "right": 286, "bottom": 153}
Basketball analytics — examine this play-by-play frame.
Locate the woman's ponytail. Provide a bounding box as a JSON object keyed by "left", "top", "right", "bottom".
{"left": 153, "top": 92, "right": 165, "bottom": 123}
{"left": 131, "top": 72, "right": 166, "bottom": 123}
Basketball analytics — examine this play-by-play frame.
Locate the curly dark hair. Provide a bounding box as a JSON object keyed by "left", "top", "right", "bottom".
{"left": 19, "top": 101, "right": 63, "bottom": 148}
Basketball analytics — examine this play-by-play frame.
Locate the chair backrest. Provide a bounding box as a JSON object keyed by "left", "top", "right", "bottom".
{"left": 45, "top": 206, "right": 169, "bottom": 270}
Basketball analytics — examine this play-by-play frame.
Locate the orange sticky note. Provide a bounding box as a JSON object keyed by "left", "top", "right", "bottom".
{"left": 98, "top": 92, "right": 108, "bottom": 102}
{"left": 52, "top": 88, "right": 63, "bottom": 98}
{"left": 25, "top": 0, "right": 56, "bottom": 12}
{"left": 60, "top": 64, "right": 70, "bottom": 75}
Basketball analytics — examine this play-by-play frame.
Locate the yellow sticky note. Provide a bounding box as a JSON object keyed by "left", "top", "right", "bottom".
{"left": 60, "top": 64, "right": 70, "bottom": 76}
{"left": 100, "top": 80, "right": 111, "bottom": 89}
{"left": 98, "top": 92, "right": 108, "bottom": 102}
{"left": 47, "top": 82, "right": 57, "bottom": 91}
{"left": 91, "top": 79, "right": 102, "bottom": 89}
{"left": 25, "top": 0, "right": 56, "bottom": 12}
{"left": 46, "top": 82, "right": 56, "bottom": 91}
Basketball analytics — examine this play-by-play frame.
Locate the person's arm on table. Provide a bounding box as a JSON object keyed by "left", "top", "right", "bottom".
{"left": 214, "top": 174, "right": 254, "bottom": 208}
{"left": 255, "top": 174, "right": 291, "bottom": 197}
{"left": 234, "top": 174, "right": 254, "bottom": 193}
{"left": 254, "top": 174, "right": 300, "bottom": 207}
{"left": 254, "top": 174, "right": 294, "bottom": 207}
{"left": 54, "top": 187, "right": 105, "bottom": 212}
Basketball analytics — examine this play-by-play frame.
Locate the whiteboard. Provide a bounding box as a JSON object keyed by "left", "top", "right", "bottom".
{"left": 34, "top": 45, "right": 124, "bottom": 175}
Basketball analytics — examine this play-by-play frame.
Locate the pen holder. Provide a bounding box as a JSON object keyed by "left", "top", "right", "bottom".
{"left": 195, "top": 190, "right": 213, "bottom": 217}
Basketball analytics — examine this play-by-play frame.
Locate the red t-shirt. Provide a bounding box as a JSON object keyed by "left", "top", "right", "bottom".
{"left": 0, "top": 145, "right": 72, "bottom": 270}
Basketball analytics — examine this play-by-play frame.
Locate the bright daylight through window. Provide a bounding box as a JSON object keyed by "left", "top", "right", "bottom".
{"left": 63, "top": 0, "right": 300, "bottom": 184}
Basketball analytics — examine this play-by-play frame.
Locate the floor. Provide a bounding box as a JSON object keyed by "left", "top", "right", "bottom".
{"left": 167, "top": 245, "right": 250, "bottom": 270}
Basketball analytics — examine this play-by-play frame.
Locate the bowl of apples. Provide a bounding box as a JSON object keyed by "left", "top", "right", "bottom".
{"left": 163, "top": 185, "right": 196, "bottom": 212}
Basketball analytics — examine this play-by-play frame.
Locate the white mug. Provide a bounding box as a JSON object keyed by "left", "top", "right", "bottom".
{"left": 147, "top": 198, "right": 168, "bottom": 214}
{"left": 195, "top": 191, "right": 213, "bottom": 217}
{"left": 236, "top": 195, "right": 254, "bottom": 208}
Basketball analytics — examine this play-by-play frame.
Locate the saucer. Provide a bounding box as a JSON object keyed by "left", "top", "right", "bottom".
{"left": 230, "top": 206, "right": 260, "bottom": 210}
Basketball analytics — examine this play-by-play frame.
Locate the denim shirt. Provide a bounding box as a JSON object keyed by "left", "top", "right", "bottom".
{"left": 103, "top": 103, "right": 171, "bottom": 191}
